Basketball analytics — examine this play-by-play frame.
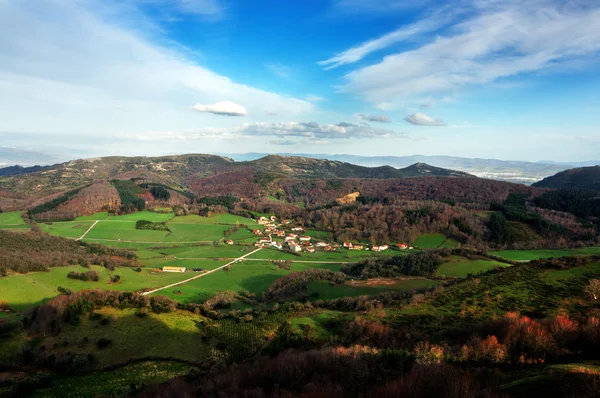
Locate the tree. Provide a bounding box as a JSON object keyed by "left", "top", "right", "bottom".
{"left": 585, "top": 279, "right": 600, "bottom": 301}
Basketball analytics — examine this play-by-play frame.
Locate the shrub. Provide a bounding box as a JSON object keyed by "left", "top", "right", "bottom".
{"left": 503, "top": 312, "right": 554, "bottom": 360}
{"left": 463, "top": 335, "right": 507, "bottom": 363}
{"left": 414, "top": 341, "right": 445, "bottom": 365}
{"left": 96, "top": 338, "right": 112, "bottom": 349}
{"left": 110, "top": 275, "right": 121, "bottom": 283}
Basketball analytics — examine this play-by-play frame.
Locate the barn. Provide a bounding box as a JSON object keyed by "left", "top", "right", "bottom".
{"left": 162, "top": 266, "right": 186, "bottom": 273}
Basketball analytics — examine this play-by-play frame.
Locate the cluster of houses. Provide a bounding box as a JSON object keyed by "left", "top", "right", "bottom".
{"left": 252, "top": 216, "right": 337, "bottom": 253}
{"left": 251, "top": 215, "right": 414, "bottom": 254}
{"left": 342, "top": 242, "right": 414, "bottom": 252}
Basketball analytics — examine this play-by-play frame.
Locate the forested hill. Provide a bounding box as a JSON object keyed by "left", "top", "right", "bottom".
{"left": 532, "top": 166, "right": 600, "bottom": 191}
{"left": 0, "top": 154, "right": 471, "bottom": 198}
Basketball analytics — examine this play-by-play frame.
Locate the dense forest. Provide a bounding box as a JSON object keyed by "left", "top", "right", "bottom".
{"left": 0, "top": 230, "right": 137, "bottom": 274}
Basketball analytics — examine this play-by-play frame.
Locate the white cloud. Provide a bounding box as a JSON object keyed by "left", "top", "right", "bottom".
{"left": 319, "top": 8, "right": 455, "bottom": 69}
{"left": 306, "top": 95, "right": 326, "bottom": 102}
{"left": 135, "top": 0, "right": 223, "bottom": 18}
{"left": 131, "top": 121, "right": 411, "bottom": 141}
{"left": 269, "top": 139, "right": 297, "bottom": 146}
{"left": 357, "top": 113, "right": 391, "bottom": 123}
{"left": 0, "top": 0, "right": 313, "bottom": 138}
{"left": 191, "top": 101, "right": 248, "bottom": 116}
{"left": 404, "top": 112, "right": 446, "bottom": 126}
{"left": 329, "top": 1, "right": 600, "bottom": 107}
{"left": 265, "top": 62, "right": 291, "bottom": 79}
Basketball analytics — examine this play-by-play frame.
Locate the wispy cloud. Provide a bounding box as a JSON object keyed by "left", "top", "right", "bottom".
{"left": 319, "top": 7, "right": 455, "bottom": 69}
{"left": 328, "top": 0, "right": 600, "bottom": 107}
{"left": 135, "top": 0, "right": 224, "bottom": 18}
{"left": 404, "top": 112, "right": 446, "bottom": 126}
{"left": 191, "top": 101, "right": 248, "bottom": 116}
{"left": 306, "top": 95, "right": 325, "bottom": 102}
{"left": 0, "top": 1, "right": 312, "bottom": 137}
{"left": 332, "top": 0, "right": 433, "bottom": 15}
{"left": 357, "top": 113, "right": 391, "bottom": 123}
{"left": 131, "top": 121, "right": 411, "bottom": 141}
{"left": 269, "top": 139, "right": 297, "bottom": 146}
{"left": 265, "top": 62, "right": 292, "bottom": 79}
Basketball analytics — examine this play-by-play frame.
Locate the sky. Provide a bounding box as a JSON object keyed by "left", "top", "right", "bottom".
{"left": 1, "top": 0, "right": 600, "bottom": 162}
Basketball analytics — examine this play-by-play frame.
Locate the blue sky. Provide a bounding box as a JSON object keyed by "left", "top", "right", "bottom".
{"left": 1, "top": 0, "right": 599, "bottom": 162}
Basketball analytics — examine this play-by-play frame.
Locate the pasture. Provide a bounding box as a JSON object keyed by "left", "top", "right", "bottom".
{"left": 303, "top": 278, "right": 440, "bottom": 301}
{"left": 436, "top": 256, "right": 510, "bottom": 277}
{"left": 152, "top": 260, "right": 342, "bottom": 303}
{"left": 490, "top": 247, "right": 600, "bottom": 261}
{"left": 0, "top": 265, "right": 196, "bottom": 311}
{"left": 33, "top": 360, "right": 196, "bottom": 398}
{"left": 0, "top": 211, "right": 29, "bottom": 230}
{"left": 39, "top": 221, "right": 95, "bottom": 238}
{"left": 0, "top": 211, "right": 26, "bottom": 225}
{"left": 413, "top": 233, "right": 447, "bottom": 248}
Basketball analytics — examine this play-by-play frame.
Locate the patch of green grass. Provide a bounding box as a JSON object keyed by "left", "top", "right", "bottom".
{"left": 436, "top": 256, "right": 510, "bottom": 277}
{"left": 75, "top": 212, "right": 111, "bottom": 221}
{"left": 153, "top": 261, "right": 290, "bottom": 303}
{"left": 34, "top": 360, "right": 197, "bottom": 398}
{"left": 304, "top": 278, "right": 440, "bottom": 301}
{"left": 413, "top": 233, "right": 447, "bottom": 248}
{"left": 490, "top": 249, "right": 577, "bottom": 261}
{"left": 0, "top": 266, "right": 195, "bottom": 311}
{"left": 440, "top": 238, "right": 460, "bottom": 248}
{"left": 0, "top": 211, "right": 26, "bottom": 225}
{"left": 36, "top": 308, "right": 209, "bottom": 367}
{"left": 169, "top": 213, "right": 252, "bottom": 225}
{"left": 290, "top": 310, "right": 352, "bottom": 339}
{"left": 39, "top": 221, "right": 94, "bottom": 238}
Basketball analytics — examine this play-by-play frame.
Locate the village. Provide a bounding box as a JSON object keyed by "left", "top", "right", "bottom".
{"left": 249, "top": 215, "right": 414, "bottom": 254}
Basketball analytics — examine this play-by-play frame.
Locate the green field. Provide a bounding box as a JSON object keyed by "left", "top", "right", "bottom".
{"left": 28, "top": 307, "right": 209, "bottom": 366}
{"left": 39, "top": 221, "right": 95, "bottom": 238}
{"left": 303, "top": 278, "right": 440, "bottom": 301}
{"left": 0, "top": 211, "right": 29, "bottom": 230}
{"left": 413, "top": 233, "right": 447, "bottom": 248}
{"left": 0, "top": 265, "right": 196, "bottom": 311}
{"left": 436, "top": 256, "right": 510, "bottom": 277}
{"left": 152, "top": 260, "right": 341, "bottom": 303}
{"left": 0, "top": 211, "right": 26, "bottom": 225}
{"left": 75, "top": 211, "right": 174, "bottom": 222}
{"left": 33, "top": 360, "right": 196, "bottom": 398}
{"left": 490, "top": 247, "right": 600, "bottom": 261}
{"left": 169, "top": 213, "right": 253, "bottom": 225}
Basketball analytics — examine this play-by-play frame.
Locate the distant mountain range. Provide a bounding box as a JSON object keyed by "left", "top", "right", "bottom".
{"left": 533, "top": 166, "right": 600, "bottom": 191}
{"left": 223, "top": 153, "right": 599, "bottom": 185}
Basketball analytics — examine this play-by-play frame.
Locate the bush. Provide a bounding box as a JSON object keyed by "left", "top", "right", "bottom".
{"left": 96, "top": 338, "right": 112, "bottom": 349}
{"left": 414, "top": 341, "right": 445, "bottom": 365}
{"left": 67, "top": 270, "right": 100, "bottom": 282}
{"left": 110, "top": 275, "right": 121, "bottom": 283}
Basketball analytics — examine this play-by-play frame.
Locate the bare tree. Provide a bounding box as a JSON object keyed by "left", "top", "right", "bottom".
{"left": 585, "top": 279, "right": 600, "bottom": 301}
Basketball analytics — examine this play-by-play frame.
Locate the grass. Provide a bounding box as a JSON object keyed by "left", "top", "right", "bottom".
{"left": 151, "top": 261, "right": 341, "bottom": 303}
{"left": 35, "top": 307, "right": 210, "bottom": 367}
{"left": 169, "top": 213, "right": 253, "bottom": 225}
{"left": 0, "top": 265, "right": 195, "bottom": 311}
{"left": 489, "top": 248, "right": 600, "bottom": 261}
{"left": 290, "top": 309, "right": 353, "bottom": 339}
{"left": 39, "top": 221, "right": 94, "bottom": 238}
{"left": 0, "top": 211, "right": 26, "bottom": 225}
{"left": 76, "top": 211, "right": 174, "bottom": 222}
{"left": 413, "top": 233, "right": 447, "bottom": 248}
{"left": 304, "top": 278, "right": 440, "bottom": 301}
{"left": 436, "top": 256, "right": 510, "bottom": 277}
{"left": 33, "top": 360, "right": 197, "bottom": 398}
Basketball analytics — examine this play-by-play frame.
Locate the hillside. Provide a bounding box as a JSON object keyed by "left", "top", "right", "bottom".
{"left": 533, "top": 166, "right": 600, "bottom": 191}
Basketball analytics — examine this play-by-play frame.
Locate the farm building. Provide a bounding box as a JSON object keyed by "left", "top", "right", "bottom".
{"left": 225, "top": 239, "right": 234, "bottom": 245}
{"left": 252, "top": 229, "right": 262, "bottom": 235}
{"left": 288, "top": 242, "right": 302, "bottom": 252}
{"left": 299, "top": 236, "right": 311, "bottom": 242}
{"left": 163, "top": 266, "right": 186, "bottom": 273}
{"left": 343, "top": 242, "right": 353, "bottom": 248}
{"left": 316, "top": 241, "right": 328, "bottom": 247}
{"left": 397, "top": 243, "right": 408, "bottom": 250}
